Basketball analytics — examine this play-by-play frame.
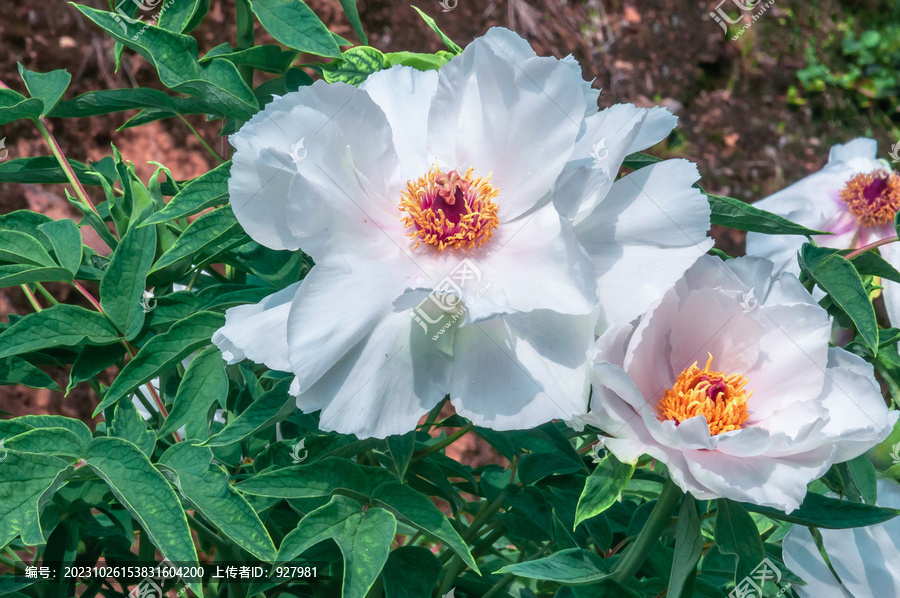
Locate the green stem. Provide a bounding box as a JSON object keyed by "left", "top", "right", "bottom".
{"left": 483, "top": 544, "right": 552, "bottom": 598}
{"left": 611, "top": 477, "right": 683, "bottom": 585}
{"left": 33, "top": 117, "right": 100, "bottom": 217}
{"left": 33, "top": 283, "right": 59, "bottom": 306}
{"left": 411, "top": 421, "right": 474, "bottom": 464}
{"left": 845, "top": 235, "right": 900, "bottom": 260}
{"left": 463, "top": 490, "right": 506, "bottom": 543}
{"left": 438, "top": 524, "right": 507, "bottom": 596}
{"left": 235, "top": 0, "right": 255, "bottom": 87}
{"left": 177, "top": 114, "right": 225, "bottom": 163}
{"left": 19, "top": 285, "right": 42, "bottom": 311}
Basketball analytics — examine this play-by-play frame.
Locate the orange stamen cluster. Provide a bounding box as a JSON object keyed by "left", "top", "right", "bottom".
{"left": 399, "top": 163, "right": 500, "bottom": 251}
{"left": 658, "top": 354, "right": 751, "bottom": 436}
{"left": 840, "top": 170, "right": 900, "bottom": 227}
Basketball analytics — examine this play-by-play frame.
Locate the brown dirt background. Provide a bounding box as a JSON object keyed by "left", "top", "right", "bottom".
{"left": 0, "top": 0, "right": 894, "bottom": 462}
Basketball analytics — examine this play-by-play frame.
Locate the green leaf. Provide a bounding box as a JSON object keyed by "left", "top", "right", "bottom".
{"left": 800, "top": 244, "right": 879, "bottom": 354}
{"left": 320, "top": 46, "right": 386, "bottom": 86}
{"left": 708, "top": 194, "right": 829, "bottom": 236}
{"left": 277, "top": 496, "right": 396, "bottom": 598}
{"left": 249, "top": 0, "right": 342, "bottom": 58}
{"left": 622, "top": 152, "right": 663, "bottom": 171}
{"left": 384, "top": 51, "right": 452, "bottom": 71}
{"left": 94, "top": 311, "right": 225, "bottom": 415}
{"left": 0, "top": 451, "right": 70, "bottom": 547}
{"left": 381, "top": 546, "right": 440, "bottom": 598}
{"left": 669, "top": 495, "right": 702, "bottom": 598}
{"left": 0, "top": 156, "right": 104, "bottom": 186}
{"left": 0, "top": 88, "right": 43, "bottom": 124}
{"left": 744, "top": 492, "right": 900, "bottom": 529}
{"left": 67, "top": 343, "right": 126, "bottom": 394}
{"left": 0, "top": 230, "right": 56, "bottom": 267}
{"left": 714, "top": 499, "right": 765, "bottom": 578}
{"left": 85, "top": 437, "right": 198, "bottom": 566}
{"left": 574, "top": 454, "right": 635, "bottom": 528}
{"left": 495, "top": 548, "right": 611, "bottom": 585}
{"left": 99, "top": 215, "right": 156, "bottom": 340}
{"left": 16, "top": 65, "right": 71, "bottom": 115}
{"left": 150, "top": 206, "right": 243, "bottom": 273}
{"left": 3, "top": 427, "right": 84, "bottom": 458}
{"left": 411, "top": 6, "right": 462, "bottom": 54}
{"left": 49, "top": 88, "right": 178, "bottom": 118}
{"left": 0, "top": 264, "right": 73, "bottom": 288}
{"left": 0, "top": 210, "right": 55, "bottom": 251}
{"left": 371, "top": 481, "right": 478, "bottom": 573}
{"left": 158, "top": 0, "right": 209, "bottom": 33}
{"left": 0, "top": 356, "right": 60, "bottom": 390}
{"left": 200, "top": 378, "right": 294, "bottom": 447}
{"left": 141, "top": 161, "right": 231, "bottom": 226}
{"left": 337, "top": 0, "right": 367, "bottom": 44}
{"left": 11, "top": 415, "right": 92, "bottom": 446}
{"left": 0, "top": 305, "right": 120, "bottom": 359}
{"left": 199, "top": 45, "right": 297, "bottom": 74}
{"left": 109, "top": 400, "right": 156, "bottom": 457}
{"left": 385, "top": 432, "right": 415, "bottom": 481}
{"left": 235, "top": 457, "right": 396, "bottom": 499}
{"left": 159, "top": 346, "right": 226, "bottom": 439}
{"left": 73, "top": 4, "right": 258, "bottom": 120}
{"left": 847, "top": 453, "right": 877, "bottom": 505}
{"left": 37, "top": 219, "right": 83, "bottom": 275}
{"left": 158, "top": 443, "right": 277, "bottom": 561}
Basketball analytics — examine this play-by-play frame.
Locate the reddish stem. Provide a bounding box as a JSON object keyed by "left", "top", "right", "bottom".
{"left": 845, "top": 236, "right": 900, "bottom": 260}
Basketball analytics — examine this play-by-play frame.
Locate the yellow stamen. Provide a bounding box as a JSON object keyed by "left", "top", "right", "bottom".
{"left": 840, "top": 170, "right": 900, "bottom": 227}
{"left": 657, "top": 354, "right": 751, "bottom": 436}
{"left": 399, "top": 163, "right": 500, "bottom": 251}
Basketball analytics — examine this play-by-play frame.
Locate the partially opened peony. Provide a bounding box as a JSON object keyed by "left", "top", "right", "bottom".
{"left": 745, "top": 138, "right": 900, "bottom": 321}
{"left": 782, "top": 478, "right": 900, "bottom": 597}
{"left": 213, "top": 27, "right": 712, "bottom": 438}
{"left": 578, "top": 255, "right": 897, "bottom": 512}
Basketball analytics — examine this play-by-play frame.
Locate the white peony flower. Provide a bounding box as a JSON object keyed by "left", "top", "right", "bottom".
{"left": 745, "top": 138, "right": 900, "bottom": 321}
{"left": 782, "top": 478, "right": 900, "bottom": 597}
{"left": 213, "top": 27, "right": 712, "bottom": 438}
{"left": 578, "top": 255, "right": 897, "bottom": 512}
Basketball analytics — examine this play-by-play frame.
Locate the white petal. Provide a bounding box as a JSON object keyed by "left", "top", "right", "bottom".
{"left": 574, "top": 159, "right": 712, "bottom": 324}
{"left": 212, "top": 281, "right": 302, "bottom": 371}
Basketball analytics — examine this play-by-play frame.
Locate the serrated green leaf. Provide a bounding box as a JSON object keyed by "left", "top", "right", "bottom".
{"left": 73, "top": 4, "right": 258, "bottom": 120}
{"left": 150, "top": 206, "right": 242, "bottom": 273}
{"left": 0, "top": 88, "right": 43, "bottom": 124}
{"left": 0, "top": 451, "right": 70, "bottom": 547}
{"left": 200, "top": 378, "right": 293, "bottom": 447}
{"left": 37, "top": 219, "right": 83, "bottom": 275}
{"left": 709, "top": 193, "right": 829, "bottom": 236}
{"left": 800, "top": 244, "right": 879, "bottom": 354}
{"left": 249, "top": 0, "right": 342, "bottom": 58}
{"left": 109, "top": 400, "right": 155, "bottom": 457}
{"left": 411, "top": 6, "right": 462, "bottom": 54}
{"left": 141, "top": 161, "right": 231, "bottom": 226}
{"left": 0, "top": 230, "right": 56, "bottom": 267}
{"left": 94, "top": 311, "right": 225, "bottom": 415}
{"left": 158, "top": 442, "right": 277, "bottom": 561}
{"left": 99, "top": 216, "right": 156, "bottom": 340}
{"left": 234, "top": 457, "right": 395, "bottom": 499}
{"left": 85, "top": 437, "right": 198, "bottom": 566}
{"left": 669, "top": 494, "right": 702, "bottom": 598}
{"left": 321, "top": 46, "right": 386, "bottom": 86}
{"left": 0, "top": 357, "right": 60, "bottom": 390}
{"left": 159, "top": 346, "right": 226, "bottom": 439}
{"left": 574, "top": 454, "right": 634, "bottom": 528}
{"left": 371, "top": 481, "right": 478, "bottom": 573}
{"left": 495, "top": 548, "right": 611, "bottom": 584}
{"left": 17, "top": 65, "right": 71, "bottom": 115}
{"left": 381, "top": 546, "right": 440, "bottom": 598}
{"left": 277, "top": 495, "right": 395, "bottom": 598}
{"left": 0, "top": 304, "right": 120, "bottom": 359}
{"left": 714, "top": 499, "right": 765, "bottom": 578}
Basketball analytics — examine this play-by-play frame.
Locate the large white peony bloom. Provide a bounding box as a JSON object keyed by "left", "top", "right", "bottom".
{"left": 213, "top": 27, "right": 712, "bottom": 438}
{"left": 578, "top": 255, "right": 897, "bottom": 512}
{"left": 782, "top": 478, "right": 900, "bottom": 597}
{"left": 745, "top": 138, "right": 900, "bottom": 321}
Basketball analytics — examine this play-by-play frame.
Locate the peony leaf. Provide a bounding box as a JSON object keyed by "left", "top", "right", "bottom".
{"left": 17, "top": 64, "right": 71, "bottom": 116}
{"left": 109, "top": 400, "right": 156, "bottom": 458}
{"left": 249, "top": 0, "right": 342, "bottom": 58}
{"left": 494, "top": 548, "right": 611, "bottom": 584}
{"left": 669, "top": 495, "right": 702, "bottom": 598}
{"left": 380, "top": 546, "right": 441, "bottom": 598}
{"left": 0, "top": 305, "right": 120, "bottom": 359}
{"left": 714, "top": 499, "right": 766, "bottom": 579}
{"left": 158, "top": 345, "right": 227, "bottom": 440}
{"left": 574, "top": 453, "right": 634, "bottom": 528}
{"left": 0, "top": 356, "right": 60, "bottom": 390}
{"left": 0, "top": 88, "right": 43, "bottom": 125}
{"left": 141, "top": 161, "right": 231, "bottom": 226}
{"left": 708, "top": 193, "right": 829, "bottom": 236}
{"left": 744, "top": 491, "right": 900, "bottom": 528}
{"left": 149, "top": 206, "right": 244, "bottom": 273}
{"left": 200, "top": 378, "right": 294, "bottom": 447}
{"left": 320, "top": 46, "right": 386, "bottom": 86}
{"left": 0, "top": 451, "right": 71, "bottom": 547}
{"left": 37, "top": 219, "right": 83, "bottom": 276}
{"left": 234, "top": 457, "right": 396, "bottom": 499}
{"left": 99, "top": 213, "right": 156, "bottom": 341}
